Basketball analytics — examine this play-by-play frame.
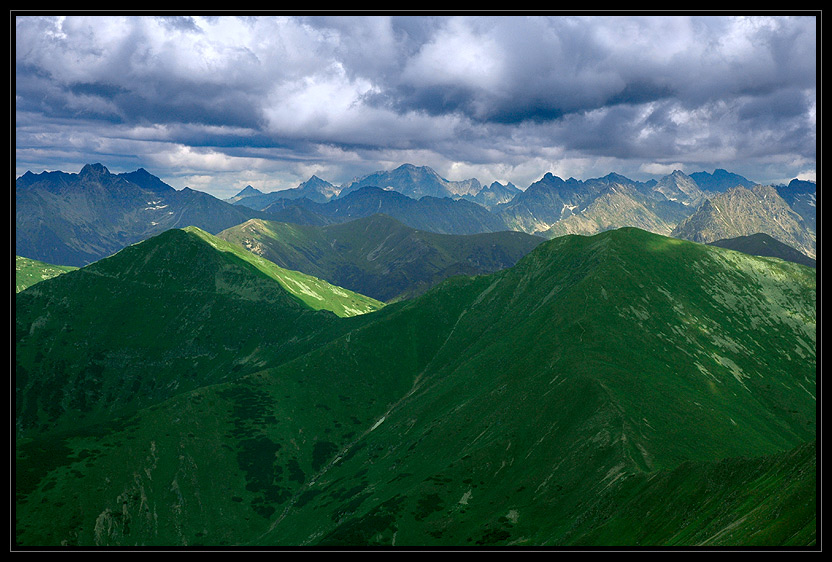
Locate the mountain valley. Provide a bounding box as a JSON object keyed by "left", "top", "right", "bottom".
{"left": 13, "top": 161, "right": 818, "bottom": 548}
{"left": 15, "top": 223, "right": 816, "bottom": 547}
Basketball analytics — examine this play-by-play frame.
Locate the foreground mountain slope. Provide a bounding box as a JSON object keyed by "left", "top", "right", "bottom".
{"left": 255, "top": 228, "right": 815, "bottom": 546}
{"left": 217, "top": 214, "right": 544, "bottom": 302}
{"left": 560, "top": 439, "right": 816, "bottom": 546}
{"left": 15, "top": 228, "right": 816, "bottom": 547}
{"left": 15, "top": 226, "right": 381, "bottom": 438}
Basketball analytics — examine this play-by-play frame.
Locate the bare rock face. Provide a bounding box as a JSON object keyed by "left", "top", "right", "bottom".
{"left": 671, "top": 184, "right": 816, "bottom": 259}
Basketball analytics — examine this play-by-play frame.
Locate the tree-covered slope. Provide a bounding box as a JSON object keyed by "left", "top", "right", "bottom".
{"left": 15, "top": 228, "right": 816, "bottom": 547}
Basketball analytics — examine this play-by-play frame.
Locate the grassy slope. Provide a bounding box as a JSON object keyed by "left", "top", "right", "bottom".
{"left": 216, "top": 215, "right": 543, "bottom": 302}
{"left": 15, "top": 227, "right": 382, "bottom": 438}
{"left": 15, "top": 228, "right": 816, "bottom": 547}
{"left": 184, "top": 226, "right": 383, "bottom": 316}
{"left": 562, "top": 439, "right": 816, "bottom": 546}
{"left": 15, "top": 256, "right": 78, "bottom": 293}
{"left": 257, "top": 228, "right": 815, "bottom": 547}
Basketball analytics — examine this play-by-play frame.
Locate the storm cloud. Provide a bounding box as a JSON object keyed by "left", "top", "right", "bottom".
{"left": 14, "top": 14, "right": 817, "bottom": 197}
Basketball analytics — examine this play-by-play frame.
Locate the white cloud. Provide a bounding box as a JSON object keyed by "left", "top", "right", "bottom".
{"left": 401, "top": 17, "right": 505, "bottom": 92}
{"left": 639, "top": 162, "right": 687, "bottom": 176}
{"left": 14, "top": 14, "right": 817, "bottom": 195}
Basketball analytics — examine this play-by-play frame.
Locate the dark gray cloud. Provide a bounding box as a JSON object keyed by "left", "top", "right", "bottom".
{"left": 14, "top": 14, "right": 817, "bottom": 196}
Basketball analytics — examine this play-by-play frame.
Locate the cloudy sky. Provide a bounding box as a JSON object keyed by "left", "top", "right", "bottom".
{"left": 15, "top": 13, "right": 817, "bottom": 198}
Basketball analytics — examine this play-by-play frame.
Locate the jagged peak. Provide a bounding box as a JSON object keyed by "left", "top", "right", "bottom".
{"left": 234, "top": 185, "right": 263, "bottom": 197}
{"left": 79, "top": 163, "right": 110, "bottom": 177}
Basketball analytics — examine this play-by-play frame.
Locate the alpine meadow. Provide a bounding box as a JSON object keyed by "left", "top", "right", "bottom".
{"left": 14, "top": 14, "right": 817, "bottom": 550}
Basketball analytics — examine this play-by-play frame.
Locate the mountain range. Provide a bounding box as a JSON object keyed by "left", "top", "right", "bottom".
{"left": 229, "top": 175, "right": 340, "bottom": 207}
{"left": 15, "top": 225, "right": 816, "bottom": 547}
{"left": 15, "top": 164, "right": 271, "bottom": 267}
{"left": 671, "top": 184, "right": 816, "bottom": 259}
{"left": 16, "top": 162, "right": 816, "bottom": 274}
{"left": 338, "top": 163, "right": 482, "bottom": 200}
{"left": 257, "top": 186, "right": 512, "bottom": 235}
{"left": 14, "top": 158, "right": 818, "bottom": 547}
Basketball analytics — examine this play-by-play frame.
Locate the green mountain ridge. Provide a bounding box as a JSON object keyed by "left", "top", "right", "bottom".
{"left": 15, "top": 227, "right": 816, "bottom": 547}
{"left": 15, "top": 227, "right": 381, "bottom": 438}
{"left": 182, "top": 226, "right": 383, "bottom": 316}
{"left": 216, "top": 214, "right": 544, "bottom": 302}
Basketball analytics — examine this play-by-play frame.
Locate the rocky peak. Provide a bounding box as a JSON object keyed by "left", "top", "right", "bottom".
{"left": 79, "top": 163, "right": 110, "bottom": 178}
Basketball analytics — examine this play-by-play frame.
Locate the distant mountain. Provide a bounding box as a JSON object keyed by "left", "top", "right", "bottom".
{"left": 232, "top": 175, "right": 340, "bottom": 208}
{"left": 775, "top": 179, "right": 817, "bottom": 232}
{"left": 651, "top": 170, "right": 707, "bottom": 207}
{"left": 260, "top": 186, "right": 510, "bottom": 235}
{"left": 671, "top": 184, "right": 816, "bottom": 259}
{"left": 15, "top": 226, "right": 382, "bottom": 436}
{"left": 462, "top": 181, "right": 522, "bottom": 209}
{"left": 495, "top": 172, "right": 597, "bottom": 234}
{"left": 708, "top": 233, "right": 816, "bottom": 268}
{"left": 225, "top": 185, "right": 265, "bottom": 204}
{"left": 496, "top": 171, "right": 696, "bottom": 238}
{"left": 16, "top": 227, "right": 815, "bottom": 546}
{"left": 15, "top": 255, "right": 77, "bottom": 293}
{"left": 689, "top": 169, "right": 756, "bottom": 193}
{"left": 338, "top": 163, "right": 482, "bottom": 200}
{"left": 15, "top": 163, "right": 269, "bottom": 267}
{"left": 217, "top": 214, "right": 544, "bottom": 302}
{"left": 542, "top": 182, "right": 679, "bottom": 238}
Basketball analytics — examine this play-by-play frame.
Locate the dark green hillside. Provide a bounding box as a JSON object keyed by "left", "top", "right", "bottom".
{"left": 561, "top": 439, "right": 816, "bottom": 546}
{"left": 15, "top": 228, "right": 816, "bottom": 547}
{"left": 217, "top": 214, "right": 544, "bottom": 302}
{"left": 256, "top": 228, "right": 815, "bottom": 546}
{"left": 15, "top": 227, "right": 381, "bottom": 438}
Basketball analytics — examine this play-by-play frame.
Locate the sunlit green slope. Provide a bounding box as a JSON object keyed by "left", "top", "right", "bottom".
{"left": 183, "top": 226, "right": 383, "bottom": 316}
{"left": 217, "top": 214, "right": 543, "bottom": 302}
{"left": 15, "top": 255, "right": 78, "bottom": 293}
{"left": 15, "top": 228, "right": 815, "bottom": 547}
